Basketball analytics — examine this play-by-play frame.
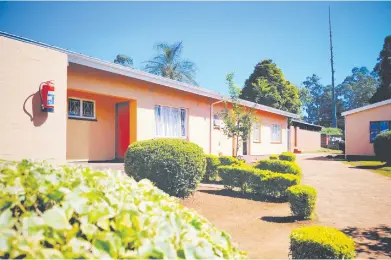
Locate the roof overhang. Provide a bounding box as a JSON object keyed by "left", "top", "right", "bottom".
{"left": 1, "top": 31, "right": 299, "bottom": 119}
{"left": 341, "top": 99, "right": 391, "bottom": 116}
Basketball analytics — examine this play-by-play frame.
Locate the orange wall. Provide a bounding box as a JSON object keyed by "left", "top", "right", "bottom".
{"left": 345, "top": 103, "right": 391, "bottom": 156}
{"left": 0, "top": 36, "right": 68, "bottom": 162}
{"left": 212, "top": 104, "right": 289, "bottom": 156}
{"left": 289, "top": 126, "right": 321, "bottom": 152}
{"left": 66, "top": 90, "right": 127, "bottom": 161}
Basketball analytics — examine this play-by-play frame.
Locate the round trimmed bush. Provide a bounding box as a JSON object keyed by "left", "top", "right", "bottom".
{"left": 255, "top": 159, "right": 302, "bottom": 176}
{"left": 279, "top": 152, "right": 296, "bottom": 162}
{"left": 0, "top": 160, "right": 246, "bottom": 259}
{"left": 374, "top": 130, "right": 391, "bottom": 164}
{"left": 219, "top": 155, "right": 241, "bottom": 166}
{"left": 287, "top": 185, "right": 317, "bottom": 219}
{"left": 290, "top": 226, "right": 356, "bottom": 259}
{"left": 124, "top": 138, "right": 206, "bottom": 198}
{"left": 269, "top": 154, "right": 279, "bottom": 160}
{"left": 203, "top": 154, "right": 220, "bottom": 182}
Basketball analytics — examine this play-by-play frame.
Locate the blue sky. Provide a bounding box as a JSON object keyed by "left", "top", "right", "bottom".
{"left": 0, "top": 2, "right": 390, "bottom": 95}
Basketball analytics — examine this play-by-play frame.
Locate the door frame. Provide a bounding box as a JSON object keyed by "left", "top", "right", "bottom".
{"left": 115, "top": 101, "right": 130, "bottom": 159}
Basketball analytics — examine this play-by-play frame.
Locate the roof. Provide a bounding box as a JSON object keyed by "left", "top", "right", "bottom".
{"left": 0, "top": 31, "right": 299, "bottom": 119}
{"left": 341, "top": 98, "right": 391, "bottom": 116}
{"left": 291, "top": 119, "right": 322, "bottom": 128}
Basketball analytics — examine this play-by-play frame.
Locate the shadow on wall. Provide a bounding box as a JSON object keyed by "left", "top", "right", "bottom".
{"left": 342, "top": 225, "right": 391, "bottom": 258}
{"left": 23, "top": 91, "right": 48, "bottom": 127}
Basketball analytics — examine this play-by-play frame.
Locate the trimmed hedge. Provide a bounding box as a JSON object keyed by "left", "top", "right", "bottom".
{"left": 279, "top": 152, "right": 296, "bottom": 162}
{"left": 254, "top": 159, "right": 302, "bottom": 176}
{"left": 124, "top": 138, "right": 206, "bottom": 198}
{"left": 218, "top": 165, "right": 300, "bottom": 199}
{"left": 290, "top": 226, "right": 356, "bottom": 259}
{"left": 374, "top": 130, "right": 391, "bottom": 164}
{"left": 219, "top": 155, "right": 242, "bottom": 166}
{"left": 287, "top": 185, "right": 317, "bottom": 219}
{"left": 269, "top": 154, "right": 279, "bottom": 160}
{"left": 203, "top": 154, "right": 220, "bottom": 182}
{"left": 0, "top": 160, "right": 246, "bottom": 259}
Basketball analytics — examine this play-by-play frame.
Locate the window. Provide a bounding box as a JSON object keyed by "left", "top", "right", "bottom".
{"left": 213, "top": 114, "right": 221, "bottom": 129}
{"left": 155, "top": 105, "right": 187, "bottom": 138}
{"left": 68, "top": 98, "right": 95, "bottom": 119}
{"left": 370, "top": 121, "right": 390, "bottom": 143}
{"left": 271, "top": 124, "right": 281, "bottom": 143}
{"left": 253, "top": 123, "right": 261, "bottom": 143}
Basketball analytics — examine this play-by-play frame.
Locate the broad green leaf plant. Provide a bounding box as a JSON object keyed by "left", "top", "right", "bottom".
{"left": 0, "top": 160, "right": 246, "bottom": 259}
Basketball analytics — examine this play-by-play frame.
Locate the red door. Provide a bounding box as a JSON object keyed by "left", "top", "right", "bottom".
{"left": 116, "top": 102, "right": 130, "bottom": 159}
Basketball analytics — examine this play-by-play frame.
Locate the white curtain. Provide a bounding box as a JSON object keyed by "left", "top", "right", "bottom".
{"left": 155, "top": 105, "right": 186, "bottom": 137}
{"left": 271, "top": 124, "right": 281, "bottom": 142}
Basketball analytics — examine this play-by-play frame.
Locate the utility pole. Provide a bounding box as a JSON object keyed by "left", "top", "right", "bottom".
{"left": 329, "top": 6, "right": 337, "bottom": 128}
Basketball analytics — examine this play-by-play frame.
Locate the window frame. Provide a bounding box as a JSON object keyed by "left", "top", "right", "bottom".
{"left": 252, "top": 123, "right": 261, "bottom": 143}
{"left": 154, "top": 105, "right": 188, "bottom": 139}
{"left": 271, "top": 124, "right": 282, "bottom": 143}
{"left": 68, "top": 97, "right": 96, "bottom": 120}
{"left": 369, "top": 120, "right": 391, "bottom": 143}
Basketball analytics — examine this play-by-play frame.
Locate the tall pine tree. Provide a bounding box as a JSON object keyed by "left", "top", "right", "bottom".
{"left": 369, "top": 35, "right": 391, "bottom": 103}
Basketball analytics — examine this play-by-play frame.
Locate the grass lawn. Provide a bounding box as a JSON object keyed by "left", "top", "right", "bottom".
{"left": 343, "top": 160, "right": 391, "bottom": 178}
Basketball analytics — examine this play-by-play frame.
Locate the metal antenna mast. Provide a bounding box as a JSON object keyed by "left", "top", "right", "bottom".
{"left": 329, "top": 6, "right": 337, "bottom": 128}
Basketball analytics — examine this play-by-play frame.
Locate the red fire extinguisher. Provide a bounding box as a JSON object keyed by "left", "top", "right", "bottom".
{"left": 39, "top": 81, "right": 55, "bottom": 112}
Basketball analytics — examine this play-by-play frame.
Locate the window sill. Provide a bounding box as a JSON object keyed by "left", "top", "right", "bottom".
{"left": 253, "top": 141, "right": 261, "bottom": 143}
{"left": 271, "top": 141, "right": 282, "bottom": 144}
{"left": 68, "top": 116, "right": 97, "bottom": 122}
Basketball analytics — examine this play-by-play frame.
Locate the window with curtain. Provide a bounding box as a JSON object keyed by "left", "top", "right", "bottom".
{"left": 370, "top": 121, "right": 390, "bottom": 143}
{"left": 271, "top": 124, "right": 281, "bottom": 143}
{"left": 155, "top": 105, "right": 187, "bottom": 138}
{"left": 253, "top": 123, "right": 261, "bottom": 143}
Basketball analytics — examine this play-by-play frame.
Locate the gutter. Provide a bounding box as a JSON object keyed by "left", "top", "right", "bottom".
{"left": 210, "top": 100, "right": 224, "bottom": 154}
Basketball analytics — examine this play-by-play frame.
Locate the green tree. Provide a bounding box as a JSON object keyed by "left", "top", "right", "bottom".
{"left": 220, "top": 73, "right": 256, "bottom": 157}
{"left": 143, "top": 41, "right": 197, "bottom": 85}
{"left": 114, "top": 54, "right": 133, "bottom": 67}
{"left": 370, "top": 35, "right": 391, "bottom": 103}
{"left": 339, "top": 67, "right": 378, "bottom": 110}
{"left": 301, "top": 75, "right": 344, "bottom": 128}
{"left": 240, "top": 59, "right": 301, "bottom": 114}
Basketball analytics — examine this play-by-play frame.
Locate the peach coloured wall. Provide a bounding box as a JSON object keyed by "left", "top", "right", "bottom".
{"left": 212, "top": 104, "right": 289, "bottom": 156}
{"left": 0, "top": 36, "right": 68, "bottom": 162}
{"left": 345, "top": 103, "right": 391, "bottom": 156}
{"left": 68, "top": 64, "right": 211, "bottom": 158}
{"left": 289, "top": 126, "right": 321, "bottom": 152}
{"left": 66, "top": 90, "right": 127, "bottom": 161}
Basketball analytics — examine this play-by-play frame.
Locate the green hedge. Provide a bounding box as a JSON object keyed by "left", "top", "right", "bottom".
{"left": 219, "top": 155, "right": 242, "bottom": 166}
{"left": 203, "top": 154, "right": 220, "bottom": 182}
{"left": 279, "top": 152, "right": 296, "bottom": 162}
{"left": 290, "top": 226, "right": 356, "bottom": 259}
{"left": 254, "top": 159, "right": 302, "bottom": 176}
{"left": 0, "top": 160, "right": 246, "bottom": 259}
{"left": 287, "top": 185, "right": 317, "bottom": 219}
{"left": 218, "top": 165, "right": 299, "bottom": 199}
{"left": 269, "top": 154, "right": 279, "bottom": 160}
{"left": 374, "top": 130, "right": 391, "bottom": 164}
{"left": 124, "top": 138, "right": 206, "bottom": 198}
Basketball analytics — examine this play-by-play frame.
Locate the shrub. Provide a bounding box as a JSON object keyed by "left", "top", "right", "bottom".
{"left": 219, "top": 165, "right": 299, "bottom": 199}
{"left": 0, "top": 160, "right": 246, "bottom": 259}
{"left": 250, "top": 173, "right": 300, "bottom": 199}
{"left": 290, "top": 226, "right": 356, "bottom": 259}
{"left": 124, "top": 138, "right": 206, "bottom": 198}
{"left": 269, "top": 154, "right": 279, "bottom": 160}
{"left": 203, "top": 154, "right": 220, "bottom": 182}
{"left": 218, "top": 165, "right": 256, "bottom": 191}
{"left": 287, "top": 185, "right": 317, "bottom": 219}
{"left": 255, "top": 159, "right": 302, "bottom": 177}
{"left": 374, "top": 130, "right": 391, "bottom": 164}
{"left": 279, "top": 152, "right": 296, "bottom": 162}
{"left": 219, "top": 155, "right": 242, "bottom": 166}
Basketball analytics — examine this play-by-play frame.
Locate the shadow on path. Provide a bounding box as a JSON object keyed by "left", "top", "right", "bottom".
{"left": 198, "top": 189, "right": 286, "bottom": 203}
{"left": 260, "top": 216, "right": 306, "bottom": 223}
{"left": 342, "top": 225, "right": 391, "bottom": 257}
